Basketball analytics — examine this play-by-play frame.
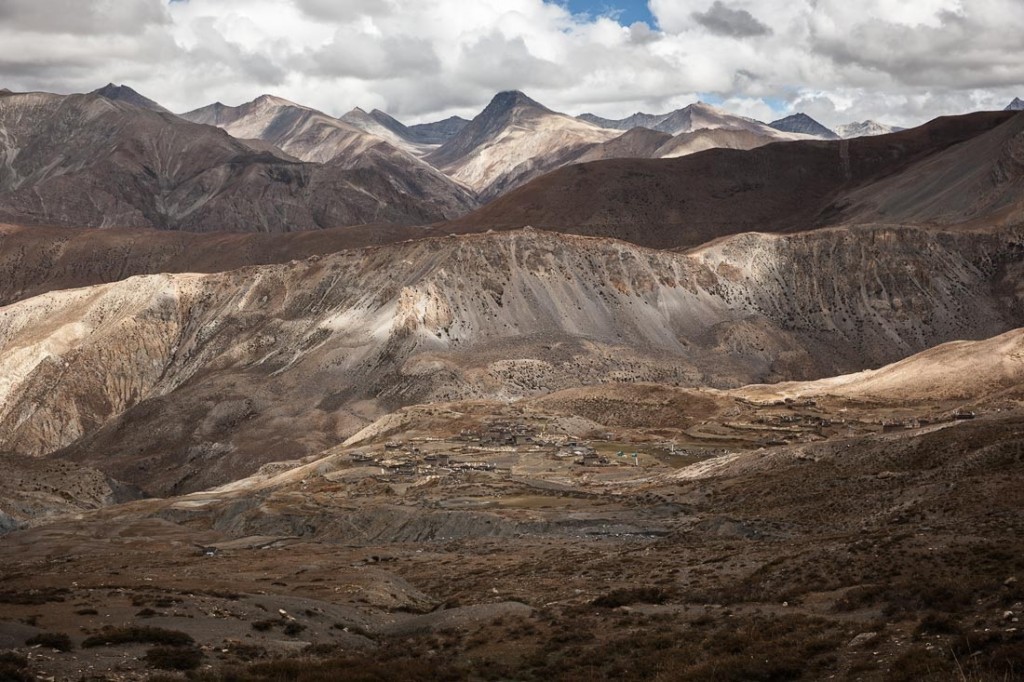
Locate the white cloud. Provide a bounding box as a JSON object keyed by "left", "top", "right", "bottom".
{"left": 0, "top": 0, "right": 1020, "bottom": 128}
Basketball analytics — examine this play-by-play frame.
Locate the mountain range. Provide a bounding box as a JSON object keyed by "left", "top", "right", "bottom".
{"left": 3, "top": 78, "right": 1024, "bottom": 681}
{"left": 0, "top": 89, "right": 475, "bottom": 231}
{"left": 1, "top": 83, "right": 968, "bottom": 235}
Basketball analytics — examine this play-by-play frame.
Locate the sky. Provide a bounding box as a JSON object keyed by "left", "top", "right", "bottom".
{"left": 0, "top": 0, "right": 1022, "bottom": 128}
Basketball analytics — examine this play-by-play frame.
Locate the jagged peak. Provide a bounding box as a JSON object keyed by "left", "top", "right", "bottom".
{"left": 775, "top": 112, "right": 815, "bottom": 122}
{"left": 89, "top": 83, "right": 170, "bottom": 114}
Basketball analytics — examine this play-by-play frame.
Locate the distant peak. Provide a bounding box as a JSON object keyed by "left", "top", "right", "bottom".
{"left": 90, "top": 83, "right": 170, "bottom": 114}
{"left": 486, "top": 90, "right": 548, "bottom": 114}
{"left": 92, "top": 83, "right": 133, "bottom": 96}
{"left": 1006, "top": 97, "right": 1024, "bottom": 111}
{"left": 252, "top": 94, "right": 303, "bottom": 109}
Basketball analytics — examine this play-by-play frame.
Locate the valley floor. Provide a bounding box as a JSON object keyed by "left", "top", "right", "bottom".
{"left": 2, "top": 391, "right": 1022, "bottom": 681}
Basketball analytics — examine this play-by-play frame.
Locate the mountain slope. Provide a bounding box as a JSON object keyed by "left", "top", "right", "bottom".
{"left": 442, "top": 111, "right": 1022, "bottom": 249}
{"left": 0, "top": 221, "right": 427, "bottom": 307}
{"left": 340, "top": 107, "right": 437, "bottom": 157}
{"left": 1, "top": 224, "right": 1021, "bottom": 494}
{"left": 425, "top": 91, "right": 619, "bottom": 199}
{"left": 0, "top": 90, "right": 476, "bottom": 231}
{"left": 575, "top": 127, "right": 673, "bottom": 163}
{"left": 408, "top": 115, "right": 471, "bottom": 143}
{"left": 364, "top": 108, "right": 468, "bottom": 147}
{"left": 740, "top": 326, "right": 1024, "bottom": 404}
{"left": 653, "top": 128, "right": 785, "bottom": 158}
{"left": 1006, "top": 97, "right": 1024, "bottom": 111}
{"left": 835, "top": 111, "right": 1024, "bottom": 227}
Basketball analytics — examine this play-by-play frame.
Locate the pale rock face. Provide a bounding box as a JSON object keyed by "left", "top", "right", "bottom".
{"left": 181, "top": 95, "right": 399, "bottom": 164}
{"left": 834, "top": 120, "right": 904, "bottom": 138}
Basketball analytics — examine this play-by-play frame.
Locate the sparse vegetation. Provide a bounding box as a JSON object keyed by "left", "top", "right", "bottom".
{"left": 0, "top": 588, "right": 68, "bottom": 605}
{"left": 144, "top": 645, "right": 204, "bottom": 671}
{"left": 25, "top": 632, "right": 73, "bottom": 651}
{"left": 82, "top": 626, "right": 194, "bottom": 648}
{"left": 0, "top": 652, "right": 31, "bottom": 682}
{"left": 592, "top": 586, "right": 671, "bottom": 608}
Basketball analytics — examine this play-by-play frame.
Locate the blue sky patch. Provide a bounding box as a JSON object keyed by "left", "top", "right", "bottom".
{"left": 555, "top": 0, "right": 656, "bottom": 27}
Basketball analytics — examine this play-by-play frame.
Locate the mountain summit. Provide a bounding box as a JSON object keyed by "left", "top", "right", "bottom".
{"left": 1006, "top": 97, "right": 1024, "bottom": 111}
{"left": 427, "top": 91, "right": 553, "bottom": 169}
{"left": 425, "top": 91, "right": 616, "bottom": 198}
{"left": 91, "top": 83, "right": 171, "bottom": 114}
{"left": 769, "top": 113, "right": 839, "bottom": 140}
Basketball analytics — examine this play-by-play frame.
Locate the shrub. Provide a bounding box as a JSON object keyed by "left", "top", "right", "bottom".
{"left": 0, "top": 588, "right": 69, "bottom": 605}
{"left": 0, "top": 651, "right": 30, "bottom": 682}
{"left": 914, "top": 612, "right": 963, "bottom": 638}
{"left": 82, "top": 626, "right": 194, "bottom": 648}
{"left": 25, "top": 632, "right": 73, "bottom": 651}
{"left": 283, "top": 622, "right": 307, "bottom": 637}
{"left": 592, "top": 587, "right": 671, "bottom": 608}
{"left": 145, "top": 645, "right": 204, "bottom": 671}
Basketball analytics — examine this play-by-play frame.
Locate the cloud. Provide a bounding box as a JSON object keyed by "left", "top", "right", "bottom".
{"left": 292, "top": 0, "right": 396, "bottom": 21}
{"left": 0, "top": 0, "right": 1020, "bottom": 128}
{"left": 691, "top": 2, "right": 772, "bottom": 38}
{"left": 0, "top": 0, "right": 169, "bottom": 35}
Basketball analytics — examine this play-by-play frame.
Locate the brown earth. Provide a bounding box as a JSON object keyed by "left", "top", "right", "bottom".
{"left": 1, "top": 337, "right": 1022, "bottom": 680}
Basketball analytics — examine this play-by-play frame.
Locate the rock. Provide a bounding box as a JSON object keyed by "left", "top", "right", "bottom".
{"left": 848, "top": 632, "right": 879, "bottom": 648}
